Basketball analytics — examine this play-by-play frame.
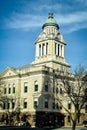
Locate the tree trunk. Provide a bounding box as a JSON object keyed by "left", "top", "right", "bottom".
{"left": 72, "top": 121, "right": 76, "bottom": 130}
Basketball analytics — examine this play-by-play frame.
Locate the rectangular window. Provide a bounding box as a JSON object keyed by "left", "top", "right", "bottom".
{"left": 4, "top": 88, "right": 6, "bottom": 94}
{"left": 34, "top": 101, "right": 38, "bottom": 108}
{"left": 7, "top": 102, "right": 10, "bottom": 109}
{"left": 24, "top": 101, "right": 27, "bottom": 109}
{"left": 24, "top": 86, "right": 28, "bottom": 93}
{"left": 12, "top": 102, "right": 15, "bottom": 109}
{"left": 13, "top": 87, "right": 15, "bottom": 93}
{"left": 8, "top": 88, "right": 11, "bottom": 94}
{"left": 68, "top": 103, "right": 71, "bottom": 109}
{"left": 24, "top": 82, "right": 28, "bottom": 93}
{"left": 34, "top": 85, "right": 38, "bottom": 91}
{"left": 44, "top": 99, "right": 48, "bottom": 108}
{"left": 68, "top": 116, "right": 70, "bottom": 123}
{"left": 3, "top": 103, "right": 6, "bottom": 109}
{"left": 23, "top": 99, "right": 27, "bottom": 109}
{"left": 45, "top": 84, "right": 48, "bottom": 92}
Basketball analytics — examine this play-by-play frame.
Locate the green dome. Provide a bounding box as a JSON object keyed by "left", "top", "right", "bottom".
{"left": 42, "top": 13, "right": 59, "bottom": 29}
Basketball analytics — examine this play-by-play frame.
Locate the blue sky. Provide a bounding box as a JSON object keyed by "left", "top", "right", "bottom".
{"left": 0, "top": 0, "right": 87, "bottom": 73}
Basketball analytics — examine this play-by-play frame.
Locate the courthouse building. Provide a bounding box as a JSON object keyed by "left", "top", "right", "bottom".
{"left": 0, "top": 13, "right": 87, "bottom": 127}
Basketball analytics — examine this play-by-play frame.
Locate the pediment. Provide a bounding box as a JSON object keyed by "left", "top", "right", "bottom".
{"left": 0, "top": 67, "right": 18, "bottom": 78}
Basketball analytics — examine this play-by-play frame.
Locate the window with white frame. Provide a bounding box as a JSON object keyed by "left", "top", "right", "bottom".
{"left": 7, "top": 102, "right": 10, "bottom": 109}
{"left": 24, "top": 82, "right": 28, "bottom": 93}
{"left": 12, "top": 99, "right": 15, "bottom": 109}
{"left": 8, "top": 87, "right": 11, "bottom": 94}
{"left": 13, "top": 84, "right": 15, "bottom": 93}
{"left": 34, "top": 98, "right": 38, "bottom": 109}
{"left": 23, "top": 99, "right": 27, "bottom": 109}
{"left": 3, "top": 103, "right": 6, "bottom": 109}
{"left": 34, "top": 81, "right": 38, "bottom": 92}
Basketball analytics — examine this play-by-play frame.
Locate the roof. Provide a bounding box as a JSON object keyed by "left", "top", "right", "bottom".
{"left": 42, "top": 13, "right": 59, "bottom": 29}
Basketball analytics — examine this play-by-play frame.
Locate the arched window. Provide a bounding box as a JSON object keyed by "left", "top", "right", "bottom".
{"left": 23, "top": 98, "right": 27, "bottom": 109}
{"left": 45, "top": 81, "right": 48, "bottom": 92}
{"left": 24, "top": 82, "right": 28, "bottom": 93}
{"left": 13, "top": 83, "right": 15, "bottom": 93}
{"left": 34, "top": 98, "right": 38, "bottom": 109}
{"left": 34, "top": 81, "right": 38, "bottom": 92}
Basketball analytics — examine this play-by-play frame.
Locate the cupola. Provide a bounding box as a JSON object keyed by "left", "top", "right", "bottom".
{"left": 42, "top": 13, "right": 59, "bottom": 30}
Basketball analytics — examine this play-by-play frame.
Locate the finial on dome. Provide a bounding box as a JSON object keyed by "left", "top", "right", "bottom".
{"left": 48, "top": 13, "right": 53, "bottom": 18}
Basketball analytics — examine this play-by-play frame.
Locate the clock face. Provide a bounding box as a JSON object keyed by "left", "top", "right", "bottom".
{"left": 42, "top": 33, "right": 46, "bottom": 40}
{"left": 50, "top": 34, "right": 53, "bottom": 38}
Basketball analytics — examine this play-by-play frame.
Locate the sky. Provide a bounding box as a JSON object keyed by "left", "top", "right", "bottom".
{"left": 0, "top": 0, "right": 87, "bottom": 73}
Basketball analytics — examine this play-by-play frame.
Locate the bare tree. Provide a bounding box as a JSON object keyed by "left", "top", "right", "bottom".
{"left": 54, "top": 65, "right": 87, "bottom": 130}
{"left": 0, "top": 80, "right": 5, "bottom": 108}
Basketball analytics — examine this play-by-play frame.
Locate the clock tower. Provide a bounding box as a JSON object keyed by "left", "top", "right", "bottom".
{"left": 33, "top": 13, "right": 70, "bottom": 72}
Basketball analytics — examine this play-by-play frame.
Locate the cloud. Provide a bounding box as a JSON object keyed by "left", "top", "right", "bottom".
{"left": 5, "top": 13, "right": 45, "bottom": 30}
{"left": 56, "top": 11, "right": 87, "bottom": 24}
{"left": 3, "top": 0, "right": 87, "bottom": 33}
{"left": 56, "top": 11, "right": 87, "bottom": 33}
{"left": 4, "top": 10, "right": 87, "bottom": 34}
